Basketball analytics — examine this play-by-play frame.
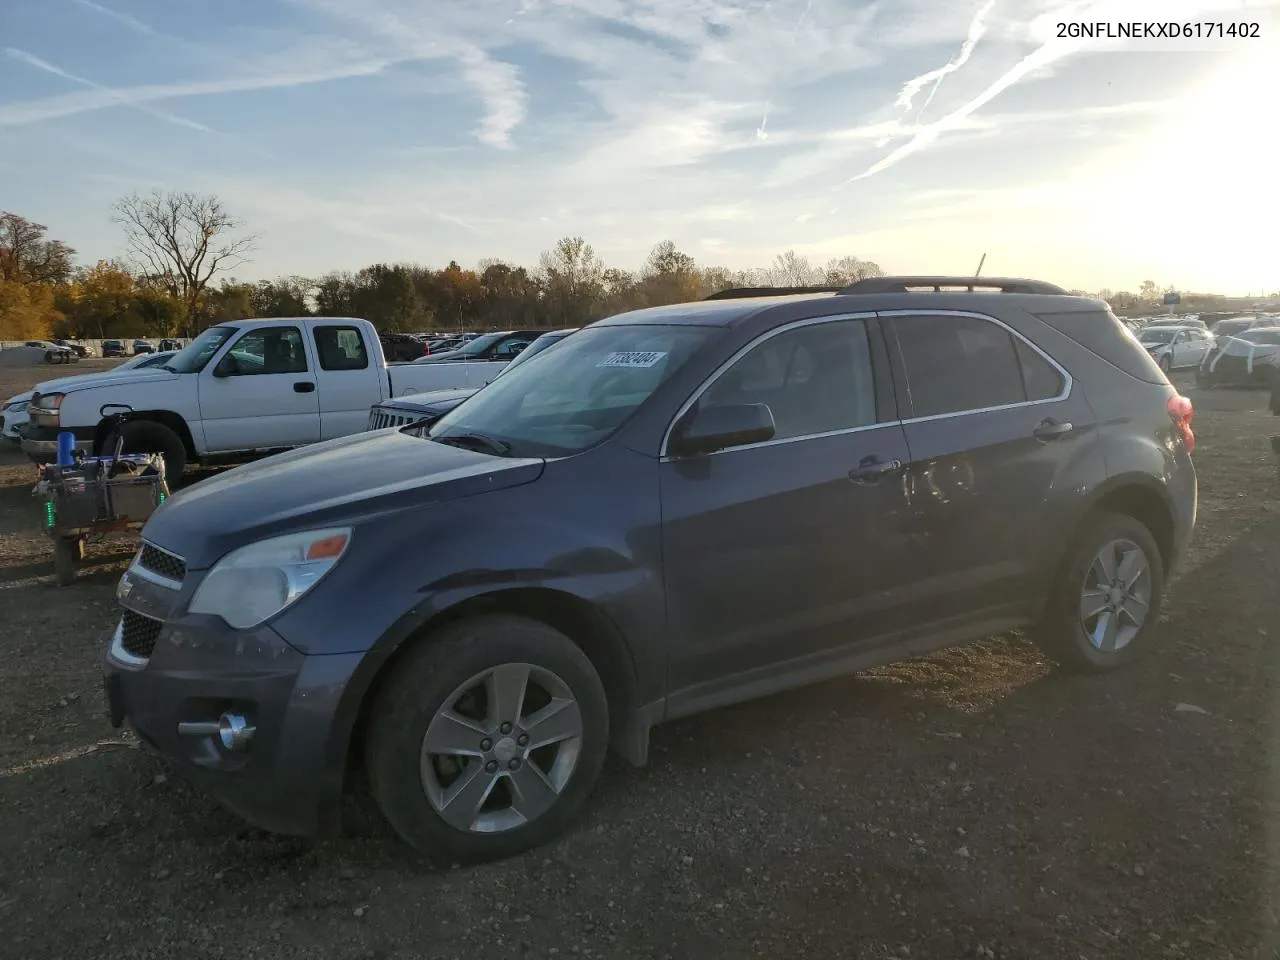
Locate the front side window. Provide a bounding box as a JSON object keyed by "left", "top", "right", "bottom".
{"left": 429, "top": 324, "right": 712, "bottom": 456}
{"left": 221, "top": 327, "right": 307, "bottom": 376}
{"left": 698, "top": 318, "right": 877, "bottom": 441}
{"left": 892, "top": 314, "right": 1059, "bottom": 418}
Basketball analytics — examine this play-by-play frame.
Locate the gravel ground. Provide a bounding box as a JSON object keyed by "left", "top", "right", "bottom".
{"left": 1, "top": 365, "right": 1279, "bottom": 960}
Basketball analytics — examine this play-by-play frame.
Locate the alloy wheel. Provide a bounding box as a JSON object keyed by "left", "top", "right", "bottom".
{"left": 1079, "top": 538, "right": 1152, "bottom": 652}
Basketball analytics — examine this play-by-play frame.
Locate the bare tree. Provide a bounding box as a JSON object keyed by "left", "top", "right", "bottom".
{"left": 823, "top": 255, "right": 883, "bottom": 285}
{"left": 113, "top": 191, "right": 257, "bottom": 334}
{"left": 762, "top": 250, "right": 821, "bottom": 287}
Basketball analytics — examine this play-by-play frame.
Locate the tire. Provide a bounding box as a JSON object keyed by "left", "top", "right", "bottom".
{"left": 1034, "top": 511, "right": 1165, "bottom": 673}
{"left": 365, "top": 614, "right": 609, "bottom": 864}
{"left": 102, "top": 419, "right": 187, "bottom": 482}
{"left": 53, "top": 538, "right": 77, "bottom": 586}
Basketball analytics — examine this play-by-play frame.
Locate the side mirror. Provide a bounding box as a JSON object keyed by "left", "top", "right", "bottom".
{"left": 212, "top": 354, "right": 238, "bottom": 378}
{"left": 669, "top": 402, "right": 775, "bottom": 457}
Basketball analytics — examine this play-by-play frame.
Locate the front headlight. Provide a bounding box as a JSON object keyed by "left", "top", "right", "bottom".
{"left": 29, "top": 392, "right": 64, "bottom": 426}
{"left": 188, "top": 527, "right": 352, "bottom": 630}
{"left": 5, "top": 400, "right": 28, "bottom": 414}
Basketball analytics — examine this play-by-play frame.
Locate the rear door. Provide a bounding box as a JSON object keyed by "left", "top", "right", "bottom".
{"left": 311, "top": 323, "right": 384, "bottom": 440}
{"left": 660, "top": 314, "right": 918, "bottom": 701}
{"left": 881, "top": 309, "right": 1097, "bottom": 633}
{"left": 198, "top": 324, "right": 321, "bottom": 451}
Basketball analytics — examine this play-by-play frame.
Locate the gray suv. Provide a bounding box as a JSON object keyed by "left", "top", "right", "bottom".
{"left": 103, "top": 277, "right": 1197, "bottom": 864}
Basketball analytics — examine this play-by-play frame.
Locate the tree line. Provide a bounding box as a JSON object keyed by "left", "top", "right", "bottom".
{"left": 0, "top": 192, "right": 1252, "bottom": 343}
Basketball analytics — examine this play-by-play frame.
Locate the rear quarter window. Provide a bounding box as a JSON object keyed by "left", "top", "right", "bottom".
{"left": 1035, "top": 309, "right": 1167, "bottom": 384}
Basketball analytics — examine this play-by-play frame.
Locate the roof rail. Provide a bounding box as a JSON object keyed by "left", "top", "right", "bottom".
{"left": 839, "top": 276, "right": 1068, "bottom": 295}
{"left": 703, "top": 286, "right": 843, "bottom": 301}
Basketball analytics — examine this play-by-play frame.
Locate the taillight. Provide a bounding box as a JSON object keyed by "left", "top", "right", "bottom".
{"left": 422, "top": 343, "right": 429, "bottom": 356}
{"left": 1167, "top": 393, "right": 1195, "bottom": 453}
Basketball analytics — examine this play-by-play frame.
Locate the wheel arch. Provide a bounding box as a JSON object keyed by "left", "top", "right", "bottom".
{"left": 328, "top": 586, "right": 645, "bottom": 816}
{"left": 93, "top": 410, "right": 197, "bottom": 459}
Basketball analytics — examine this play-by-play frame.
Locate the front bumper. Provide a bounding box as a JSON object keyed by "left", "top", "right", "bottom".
{"left": 21, "top": 425, "right": 95, "bottom": 462}
{"left": 103, "top": 563, "right": 364, "bottom": 837}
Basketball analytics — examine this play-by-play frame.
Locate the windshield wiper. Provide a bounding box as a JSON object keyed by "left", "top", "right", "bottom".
{"left": 433, "top": 432, "right": 512, "bottom": 456}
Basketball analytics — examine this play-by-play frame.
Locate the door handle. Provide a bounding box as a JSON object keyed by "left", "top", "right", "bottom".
{"left": 294, "top": 381, "right": 316, "bottom": 393}
{"left": 848, "top": 456, "right": 903, "bottom": 483}
{"left": 1033, "top": 417, "right": 1073, "bottom": 441}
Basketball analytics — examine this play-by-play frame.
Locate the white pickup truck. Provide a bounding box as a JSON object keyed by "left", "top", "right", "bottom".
{"left": 23, "top": 317, "right": 514, "bottom": 479}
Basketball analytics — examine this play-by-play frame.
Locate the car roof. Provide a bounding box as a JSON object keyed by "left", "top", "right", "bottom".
{"left": 592, "top": 290, "right": 1106, "bottom": 329}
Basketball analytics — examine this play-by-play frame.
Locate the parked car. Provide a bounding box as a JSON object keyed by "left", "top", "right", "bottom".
{"left": 102, "top": 340, "right": 126, "bottom": 358}
{"left": 379, "top": 332, "right": 430, "bottom": 362}
{"left": 413, "top": 330, "right": 542, "bottom": 364}
{"left": 133, "top": 339, "right": 156, "bottom": 355}
{"left": 52, "top": 339, "right": 91, "bottom": 358}
{"left": 102, "top": 276, "right": 1196, "bottom": 864}
{"left": 1135, "top": 324, "right": 1214, "bottom": 373}
{"left": 1208, "top": 316, "right": 1271, "bottom": 339}
{"left": 1197, "top": 327, "right": 1280, "bottom": 387}
{"left": 26, "top": 340, "right": 77, "bottom": 364}
{"left": 1, "top": 392, "right": 31, "bottom": 444}
{"left": 23, "top": 318, "right": 516, "bottom": 480}
{"left": 367, "top": 328, "right": 580, "bottom": 430}
{"left": 115, "top": 350, "right": 177, "bottom": 372}
{"left": 158, "top": 338, "right": 183, "bottom": 352}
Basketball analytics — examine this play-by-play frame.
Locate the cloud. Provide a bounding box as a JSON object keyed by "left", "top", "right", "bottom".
{"left": 894, "top": 0, "right": 996, "bottom": 115}
{"left": 455, "top": 44, "right": 527, "bottom": 148}
{"left": 0, "top": 56, "right": 403, "bottom": 126}
{"left": 4, "top": 48, "right": 214, "bottom": 132}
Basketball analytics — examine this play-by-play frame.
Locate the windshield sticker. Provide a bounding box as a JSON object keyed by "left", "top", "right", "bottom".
{"left": 597, "top": 351, "right": 667, "bottom": 368}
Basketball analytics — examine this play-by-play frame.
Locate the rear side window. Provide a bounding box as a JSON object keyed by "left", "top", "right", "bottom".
{"left": 314, "top": 326, "right": 370, "bottom": 370}
{"left": 891, "top": 314, "right": 1057, "bottom": 418}
{"left": 1035, "top": 309, "right": 1166, "bottom": 384}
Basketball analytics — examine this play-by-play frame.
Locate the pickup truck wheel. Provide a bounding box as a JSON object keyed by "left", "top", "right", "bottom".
{"left": 1034, "top": 511, "right": 1165, "bottom": 673}
{"left": 102, "top": 420, "right": 187, "bottom": 482}
{"left": 366, "top": 614, "right": 609, "bottom": 864}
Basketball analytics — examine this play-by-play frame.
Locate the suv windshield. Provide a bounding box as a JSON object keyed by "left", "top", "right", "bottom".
{"left": 164, "top": 326, "right": 236, "bottom": 373}
{"left": 428, "top": 324, "right": 712, "bottom": 456}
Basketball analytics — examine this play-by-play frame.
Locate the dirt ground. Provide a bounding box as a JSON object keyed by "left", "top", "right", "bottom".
{"left": 2, "top": 362, "right": 1279, "bottom": 960}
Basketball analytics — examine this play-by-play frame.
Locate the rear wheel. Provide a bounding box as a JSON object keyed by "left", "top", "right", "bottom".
{"left": 101, "top": 419, "right": 187, "bottom": 482}
{"left": 366, "top": 615, "right": 609, "bottom": 864}
{"left": 1034, "top": 511, "right": 1165, "bottom": 672}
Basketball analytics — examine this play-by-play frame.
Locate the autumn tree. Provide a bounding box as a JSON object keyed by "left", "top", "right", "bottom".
{"left": 0, "top": 213, "right": 76, "bottom": 285}
{"left": 113, "top": 191, "right": 257, "bottom": 335}
{"left": 0, "top": 278, "right": 60, "bottom": 340}
{"left": 250, "top": 277, "right": 313, "bottom": 317}
{"left": 540, "top": 236, "right": 604, "bottom": 326}
{"left": 823, "top": 255, "right": 883, "bottom": 285}
{"left": 639, "top": 241, "right": 701, "bottom": 306}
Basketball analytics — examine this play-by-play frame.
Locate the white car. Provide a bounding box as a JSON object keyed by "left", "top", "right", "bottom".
{"left": 2, "top": 392, "right": 31, "bottom": 444}
{"left": 1136, "top": 324, "right": 1214, "bottom": 373}
{"left": 23, "top": 317, "right": 513, "bottom": 479}
{"left": 115, "top": 350, "right": 177, "bottom": 371}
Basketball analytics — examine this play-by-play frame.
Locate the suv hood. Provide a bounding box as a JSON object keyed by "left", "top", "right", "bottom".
{"left": 142, "top": 428, "right": 545, "bottom": 569}
{"left": 379, "top": 387, "right": 478, "bottom": 412}
{"left": 33, "top": 368, "right": 177, "bottom": 397}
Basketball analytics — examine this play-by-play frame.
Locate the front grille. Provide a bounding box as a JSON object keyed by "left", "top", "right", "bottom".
{"left": 138, "top": 542, "right": 186, "bottom": 584}
{"left": 367, "top": 409, "right": 418, "bottom": 431}
{"left": 120, "top": 609, "right": 163, "bottom": 659}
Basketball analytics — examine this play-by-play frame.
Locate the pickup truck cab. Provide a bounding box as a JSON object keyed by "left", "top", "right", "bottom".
{"left": 24, "top": 317, "right": 513, "bottom": 479}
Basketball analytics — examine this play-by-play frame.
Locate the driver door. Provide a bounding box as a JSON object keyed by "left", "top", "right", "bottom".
{"left": 199, "top": 325, "right": 321, "bottom": 452}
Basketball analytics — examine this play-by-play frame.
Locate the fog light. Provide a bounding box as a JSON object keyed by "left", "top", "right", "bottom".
{"left": 217, "top": 712, "right": 255, "bottom": 752}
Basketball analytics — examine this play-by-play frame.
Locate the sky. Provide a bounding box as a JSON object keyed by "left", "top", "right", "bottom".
{"left": 1, "top": 0, "right": 1278, "bottom": 295}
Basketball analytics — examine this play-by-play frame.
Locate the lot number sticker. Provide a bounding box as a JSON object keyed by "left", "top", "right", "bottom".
{"left": 597, "top": 351, "right": 667, "bottom": 368}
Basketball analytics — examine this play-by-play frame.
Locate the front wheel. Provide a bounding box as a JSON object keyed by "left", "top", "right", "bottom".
{"left": 1034, "top": 511, "right": 1165, "bottom": 672}
{"left": 102, "top": 419, "right": 187, "bottom": 483}
{"left": 366, "top": 615, "right": 609, "bottom": 864}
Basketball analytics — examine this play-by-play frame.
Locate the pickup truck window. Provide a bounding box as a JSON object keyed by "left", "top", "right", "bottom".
{"left": 429, "top": 324, "right": 712, "bottom": 456}
{"left": 222, "top": 327, "right": 307, "bottom": 376}
{"left": 166, "top": 326, "right": 236, "bottom": 373}
{"left": 314, "top": 325, "right": 370, "bottom": 370}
